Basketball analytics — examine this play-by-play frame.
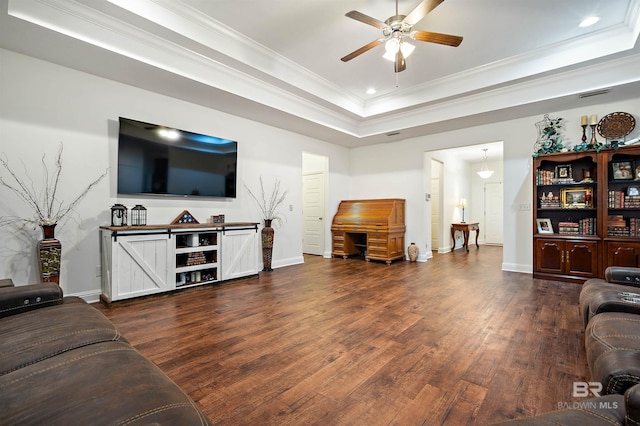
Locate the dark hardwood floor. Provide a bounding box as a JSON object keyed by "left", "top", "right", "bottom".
{"left": 94, "top": 246, "right": 588, "bottom": 425}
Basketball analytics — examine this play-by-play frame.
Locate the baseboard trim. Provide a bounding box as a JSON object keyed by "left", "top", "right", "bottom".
{"left": 502, "top": 262, "right": 532, "bottom": 274}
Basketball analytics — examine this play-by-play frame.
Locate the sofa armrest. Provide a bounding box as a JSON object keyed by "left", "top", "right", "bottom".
{"left": 0, "top": 283, "right": 63, "bottom": 318}
{"left": 605, "top": 267, "right": 640, "bottom": 286}
{"left": 625, "top": 384, "right": 640, "bottom": 424}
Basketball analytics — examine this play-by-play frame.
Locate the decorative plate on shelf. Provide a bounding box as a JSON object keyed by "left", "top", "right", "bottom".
{"left": 597, "top": 112, "right": 636, "bottom": 139}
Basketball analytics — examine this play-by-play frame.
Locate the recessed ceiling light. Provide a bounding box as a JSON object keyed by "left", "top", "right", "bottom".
{"left": 366, "top": 88, "right": 376, "bottom": 95}
{"left": 580, "top": 16, "right": 600, "bottom": 27}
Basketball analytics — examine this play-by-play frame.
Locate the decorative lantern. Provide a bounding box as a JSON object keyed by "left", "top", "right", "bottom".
{"left": 130, "top": 204, "right": 147, "bottom": 226}
{"left": 110, "top": 204, "right": 127, "bottom": 227}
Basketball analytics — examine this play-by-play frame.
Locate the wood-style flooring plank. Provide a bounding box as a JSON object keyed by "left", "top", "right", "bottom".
{"left": 94, "top": 246, "right": 588, "bottom": 425}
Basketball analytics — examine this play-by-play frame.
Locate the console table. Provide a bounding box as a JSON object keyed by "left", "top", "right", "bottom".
{"left": 100, "top": 222, "right": 260, "bottom": 302}
{"left": 451, "top": 222, "right": 480, "bottom": 252}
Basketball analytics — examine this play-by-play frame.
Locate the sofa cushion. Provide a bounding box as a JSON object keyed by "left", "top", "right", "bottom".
{"left": 0, "top": 341, "right": 211, "bottom": 425}
{"left": 579, "top": 279, "right": 640, "bottom": 327}
{"left": 0, "top": 300, "right": 127, "bottom": 375}
{"left": 585, "top": 312, "right": 640, "bottom": 394}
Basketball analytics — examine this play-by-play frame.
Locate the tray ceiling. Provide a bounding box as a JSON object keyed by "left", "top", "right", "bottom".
{"left": 1, "top": 0, "right": 640, "bottom": 147}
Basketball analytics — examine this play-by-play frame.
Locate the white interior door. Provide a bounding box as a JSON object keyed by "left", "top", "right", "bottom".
{"left": 484, "top": 182, "right": 503, "bottom": 245}
{"left": 303, "top": 172, "right": 325, "bottom": 255}
{"left": 430, "top": 159, "right": 443, "bottom": 251}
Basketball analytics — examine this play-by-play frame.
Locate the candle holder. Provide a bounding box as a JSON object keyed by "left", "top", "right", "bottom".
{"left": 590, "top": 124, "right": 598, "bottom": 145}
{"left": 581, "top": 124, "right": 587, "bottom": 143}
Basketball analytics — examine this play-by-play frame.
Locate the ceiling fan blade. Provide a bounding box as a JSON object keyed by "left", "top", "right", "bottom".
{"left": 345, "top": 10, "right": 388, "bottom": 29}
{"left": 404, "top": 0, "right": 444, "bottom": 26}
{"left": 394, "top": 51, "right": 406, "bottom": 73}
{"left": 411, "top": 30, "right": 463, "bottom": 47}
{"left": 341, "top": 39, "right": 384, "bottom": 62}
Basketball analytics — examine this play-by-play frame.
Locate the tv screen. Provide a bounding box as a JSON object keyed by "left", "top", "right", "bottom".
{"left": 117, "top": 117, "right": 237, "bottom": 198}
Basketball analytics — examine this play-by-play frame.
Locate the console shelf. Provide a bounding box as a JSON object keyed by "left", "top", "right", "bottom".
{"left": 100, "top": 222, "right": 260, "bottom": 302}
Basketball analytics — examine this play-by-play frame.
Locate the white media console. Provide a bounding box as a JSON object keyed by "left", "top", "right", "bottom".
{"left": 100, "top": 223, "right": 260, "bottom": 303}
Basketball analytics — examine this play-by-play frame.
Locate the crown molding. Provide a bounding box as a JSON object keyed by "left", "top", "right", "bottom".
{"left": 105, "top": 0, "right": 366, "bottom": 114}
{"left": 358, "top": 52, "right": 640, "bottom": 138}
{"left": 7, "top": 0, "right": 361, "bottom": 133}
{"left": 7, "top": 0, "right": 640, "bottom": 141}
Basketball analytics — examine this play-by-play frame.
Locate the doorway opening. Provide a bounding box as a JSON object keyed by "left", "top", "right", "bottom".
{"left": 426, "top": 142, "right": 504, "bottom": 253}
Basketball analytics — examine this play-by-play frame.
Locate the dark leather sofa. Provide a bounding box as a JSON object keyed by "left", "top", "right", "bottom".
{"left": 0, "top": 279, "right": 211, "bottom": 425}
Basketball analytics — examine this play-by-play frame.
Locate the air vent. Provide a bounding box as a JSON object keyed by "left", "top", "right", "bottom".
{"left": 579, "top": 89, "right": 611, "bottom": 99}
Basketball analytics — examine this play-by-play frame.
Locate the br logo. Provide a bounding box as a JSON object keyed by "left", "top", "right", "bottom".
{"left": 573, "top": 382, "right": 602, "bottom": 397}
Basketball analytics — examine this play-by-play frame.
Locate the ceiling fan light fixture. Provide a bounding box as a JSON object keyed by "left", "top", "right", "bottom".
{"left": 477, "top": 148, "right": 494, "bottom": 179}
{"left": 383, "top": 37, "right": 414, "bottom": 61}
{"left": 385, "top": 37, "right": 400, "bottom": 54}
{"left": 400, "top": 41, "right": 415, "bottom": 58}
{"left": 383, "top": 49, "right": 397, "bottom": 61}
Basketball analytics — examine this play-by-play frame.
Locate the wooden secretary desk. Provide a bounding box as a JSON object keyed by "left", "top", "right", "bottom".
{"left": 330, "top": 198, "right": 406, "bottom": 264}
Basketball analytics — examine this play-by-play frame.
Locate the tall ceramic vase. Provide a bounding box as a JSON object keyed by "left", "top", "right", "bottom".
{"left": 261, "top": 219, "right": 274, "bottom": 272}
{"left": 37, "top": 224, "right": 62, "bottom": 284}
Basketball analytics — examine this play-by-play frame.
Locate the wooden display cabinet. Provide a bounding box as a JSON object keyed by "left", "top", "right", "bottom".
{"left": 533, "top": 145, "right": 640, "bottom": 282}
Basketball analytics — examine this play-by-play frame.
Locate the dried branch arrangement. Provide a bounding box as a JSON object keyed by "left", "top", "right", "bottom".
{"left": 245, "top": 176, "right": 288, "bottom": 226}
{"left": 0, "top": 144, "right": 107, "bottom": 228}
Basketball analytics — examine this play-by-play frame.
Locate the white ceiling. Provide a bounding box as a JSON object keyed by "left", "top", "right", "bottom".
{"left": 1, "top": 0, "right": 640, "bottom": 158}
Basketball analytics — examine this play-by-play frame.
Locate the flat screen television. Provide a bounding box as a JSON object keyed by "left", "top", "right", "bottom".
{"left": 117, "top": 117, "right": 237, "bottom": 198}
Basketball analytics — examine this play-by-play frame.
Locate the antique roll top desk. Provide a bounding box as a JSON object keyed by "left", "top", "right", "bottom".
{"left": 330, "top": 198, "right": 406, "bottom": 264}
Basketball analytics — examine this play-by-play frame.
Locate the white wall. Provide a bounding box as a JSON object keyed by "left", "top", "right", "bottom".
{"left": 350, "top": 100, "right": 640, "bottom": 273}
{"left": 0, "top": 48, "right": 352, "bottom": 300}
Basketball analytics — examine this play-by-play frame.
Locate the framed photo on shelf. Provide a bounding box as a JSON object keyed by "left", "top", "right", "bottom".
{"left": 555, "top": 164, "right": 572, "bottom": 180}
{"left": 536, "top": 218, "right": 554, "bottom": 234}
{"left": 561, "top": 187, "right": 592, "bottom": 208}
{"left": 628, "top": 185, "right": 640, "bottom": 196}
{"left": 611, "top": 161, "right": 634, "bottom": 180}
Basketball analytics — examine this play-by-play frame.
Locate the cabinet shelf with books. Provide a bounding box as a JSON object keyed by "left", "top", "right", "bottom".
{"left": 604, "top": 149, "right": 640, "bottom": 266}
{"left": 533, "top": 151, "right": 599, "bottom": 282}
{"left": 533, "top": 146, "right": 640, "bottom": 282}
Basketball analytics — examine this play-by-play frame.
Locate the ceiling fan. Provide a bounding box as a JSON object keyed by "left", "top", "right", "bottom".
{"left": 340, "top": 0, "right": 462, "bottom": 73}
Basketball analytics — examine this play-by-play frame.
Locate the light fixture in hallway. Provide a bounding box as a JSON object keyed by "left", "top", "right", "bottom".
{"left": 477, "top": 148, "right": 494, "bottom": 179}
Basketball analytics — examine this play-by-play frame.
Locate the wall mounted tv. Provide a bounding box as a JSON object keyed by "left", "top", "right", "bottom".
{"left": 117, "top": 117, "right": 237, "bottom": 198}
